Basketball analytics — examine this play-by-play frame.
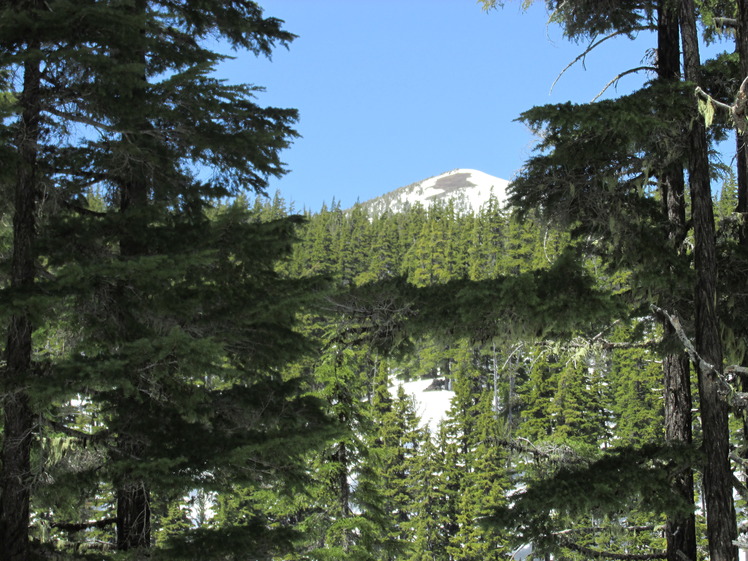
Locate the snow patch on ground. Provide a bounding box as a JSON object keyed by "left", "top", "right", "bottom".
{"left": 390, "top": 378, "right": 455, "bottom": 434}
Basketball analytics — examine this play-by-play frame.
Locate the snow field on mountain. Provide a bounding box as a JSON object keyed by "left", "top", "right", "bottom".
{"left": 389, "top": 378, "right": 455, "bottom": 433}
{"left": 363, "top": 168, "right": 509, "bottom": 215}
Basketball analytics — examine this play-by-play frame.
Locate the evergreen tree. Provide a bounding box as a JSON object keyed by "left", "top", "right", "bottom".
{"left": 356, "top": 211, "right": 401, "bottom": 285}
{"left": 608, "top": 323, "right": 664, "bottom": 447}
{"left": 338, "top": 204, "right": 372, "bottom": 286}
{"left": 467, "top": 197, "right": 507, "bottom": 281}
{"left": 449, "top": 392, "right": 510, "bottom": 561}
{"left": 0, "top": 1, "right": 333, "bottom": 557}
{"left": 480, "top": 1, "right": 731, "bottom": 559}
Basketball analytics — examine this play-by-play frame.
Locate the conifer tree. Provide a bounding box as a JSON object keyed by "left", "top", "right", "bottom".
{"left": 338, "top": 204, "right": 372, "bottom": 286}
{"left": 467, "top": 197, "right": 507, "bottom": 281}
{"left": 680, "top": 1, "right": 737, "bottom": 556}
{"left": 356, "top": 211, "right": 401, "bottom": 285}
{"left": 1, "top": 1, "right": 333, "bottom": 557}
{"left": 0, "top": 1, "right": 44, "bottom": 556}
{"left": 480, "top": 2, "right": 731, "bottom": 559}
{"left": 608, "top": 324, "right": 664, "bottom": 447}
{"left": 449, "top": 392, "right": 510, "bottom": 561}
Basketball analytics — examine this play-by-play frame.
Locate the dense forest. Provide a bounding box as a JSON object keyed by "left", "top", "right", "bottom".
{"left": 3, "top": 0, "right": 748, "bottom": 560}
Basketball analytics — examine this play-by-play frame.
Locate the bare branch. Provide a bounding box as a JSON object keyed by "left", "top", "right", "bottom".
{"left": 492, "top": 435, "right": 587, "bottom": 465}
{"left": 551, "top": 27, "right": 655, "bottom": 94}
{"left": 541, "top": 338, "right": 656, "bottom": 352}
{"left": 44, "top": 106, "right": 120, "bottom": 134}
{"left": 695, "top": 87, "right": 733, "bottom": 112}
{"left": 591, "top": 319, "right": 621, "bottom": 342}
{"left": 726, "top": 365, "right": 748, "bottom": 377}
{"left": 500, "top": 342, "right": 524, "bottom": 370}
{"left": 651, "top": 306, "right": 748, "bottom": 407}
{"left": 731, "top": 472, "right": 748, "bottom": 503}
{"left": 554, "top": 524, "right": 660, "bottom": 536}
{"left": 592, "top": 66, "right": 656, "bottom": 102}
{"left": 60, "top": 199, "right": 108, "bottom": 218}
{"left": 695, "top": 77, "right": 748, "bottom": 133}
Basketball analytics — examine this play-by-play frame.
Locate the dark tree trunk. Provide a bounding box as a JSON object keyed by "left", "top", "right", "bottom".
{"left": 663, "top": 348, "right": 696, "bottom": 561}
{"left": 680, "top": 1, "right": 738, "bottom": 560}
{"left": 116, "top": 481, "right": 151, "bottom": 550}
{"left": 738, "top": 0, "right": 748, "bottom": 226}
{"left": 733, "top": 0, "right": 748, "bottom": 550}
{"left": 0, "top": 27, "right": 42, "bottom": 561}
{"left": 657, "top": 5, "right": 697, "bottom": 561}
{"left": 337, "top": 441, "right": 352, "bottom": 519}
{"left": 113, "top": 0, "right": 152, "bottom": 550}
{"left": 335, "top": 440, "right": 352, "bottom": 552}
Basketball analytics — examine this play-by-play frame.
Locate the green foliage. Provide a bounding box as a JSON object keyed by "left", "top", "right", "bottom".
{"left": 488, "top": 444, "right": 698, "bottom": 554}
{"left": 0, "top": 1, "right": 334, "bottom": 557}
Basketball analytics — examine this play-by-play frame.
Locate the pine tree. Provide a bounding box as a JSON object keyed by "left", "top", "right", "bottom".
{"left": 372, "top": 385, "right": 427, "bottom": 553}
{"left": 680, "top": 1, "right": 738, "bottom": 556}
{"left": 403, "top": 207, "right": 456, "bottom": 287}
{"left": 407, "top": 423, "right": 459, "bottom": 561}
{"left": 467, "top": 197, "right": 508, "bottom": 281}
{"left": 486, "top": 1, "right": 731, "bottom": 558}
{"left": 0, "top": 1, "right": 333, "bottom": 557}
{"left": 608, "top": 323, "right": 664, "bottom": 447}
{"left": 356, "top": 211, "right": 401, "bottom": 285}
{"left": 449, "top": 393, "right": 510, "bottom": 561}
{"left": 338, "top": 204, "right": 372, "bottom": 286}
{"left": 1, "top": 27, "right": 40, "bottom": 561}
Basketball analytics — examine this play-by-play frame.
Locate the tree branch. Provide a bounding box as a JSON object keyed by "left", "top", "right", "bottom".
{"left": 557, "top": 535, "right": 666, "bottom": 560}
{"left": 551, "top": 27, "right": 655, "bottom": 94}
{"left": 592, "top": 66, "right": 657, "bottom": 102}
{"left": 60, "top": 199, "right": 108, "bottom": 218}
{"left": 695, "top": 86, "right": 733, "bottom": 112}
{"left": 731, "top": 472, "right": 748, "bottom": 503}
{"left": 713, "top": 17, "right": 739, "bottom": 30}
{"left": 695, "top": 75, "right": 748, "bottom": 133}
{"left": 46, "top": 420, "right": 111, "bottom": 445}
{"left": 725, "top": 364, "right": 748, "bottom": 377}
{"left": 50, "top": 517, "right": 117, "bottom": 532}
{"left": 492, "top": 435, "right": 587, "bottom": 465}
{"left": 555, "top": 524, "right": 660, "bottom": 536}
{"left": 651, "top": 306, "right": 748, "bottom": 407}
{"left": 44, "top": 106, "right": 120, "bottom": 134}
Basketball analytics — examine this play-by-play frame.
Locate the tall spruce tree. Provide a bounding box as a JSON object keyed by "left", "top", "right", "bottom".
{"left": 0, "top": 1, "right": 333, "bottom": 558}
{"left": 0, "top": 2, "right": 44, "bottom": 558}
{"left": 477, "top": 2, "right": 726, "bottom": 560}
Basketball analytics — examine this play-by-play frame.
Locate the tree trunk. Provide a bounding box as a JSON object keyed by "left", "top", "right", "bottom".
{"left": 737, "top": 0, "right": 748, "bottom": 228}
{"left": 734, "top": 0, "right": 748, "bottom": 551}
{"left": 680, "top": 2, "right": 738, "bottom": 560}
{"left": 0, "top": 26, "right": 42, "bottom": 561}
{"left": 114, "top": 0, "right": 152, "bottom": 550}
{"left": 657, "top": 5, "right": 697, "bottom": 561}
{"left": 116, "top": 481, "right": 151, "bottom": 550}
{"left": 663, "top": 348, "right": 696, "bottom": 561}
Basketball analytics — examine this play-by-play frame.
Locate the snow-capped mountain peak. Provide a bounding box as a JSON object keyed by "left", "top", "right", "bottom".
{"left": 360, "top": 168, "right": 508, "bottom": 215}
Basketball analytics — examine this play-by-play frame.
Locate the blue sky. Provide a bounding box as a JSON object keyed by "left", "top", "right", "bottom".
{"left": 218, "top": 1, "right": 661, "bottom": 211}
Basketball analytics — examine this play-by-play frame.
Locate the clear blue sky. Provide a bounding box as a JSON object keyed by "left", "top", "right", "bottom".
{"left": 219, "top": 1, "right": 661, "bottom": 211}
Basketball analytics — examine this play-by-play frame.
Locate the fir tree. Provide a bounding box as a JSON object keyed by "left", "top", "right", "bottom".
{"left": 0, "top": 1, "right": 332, "bottom": 557}
{"left": 408, "top": 423, "right": 460, "bottom": 561}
